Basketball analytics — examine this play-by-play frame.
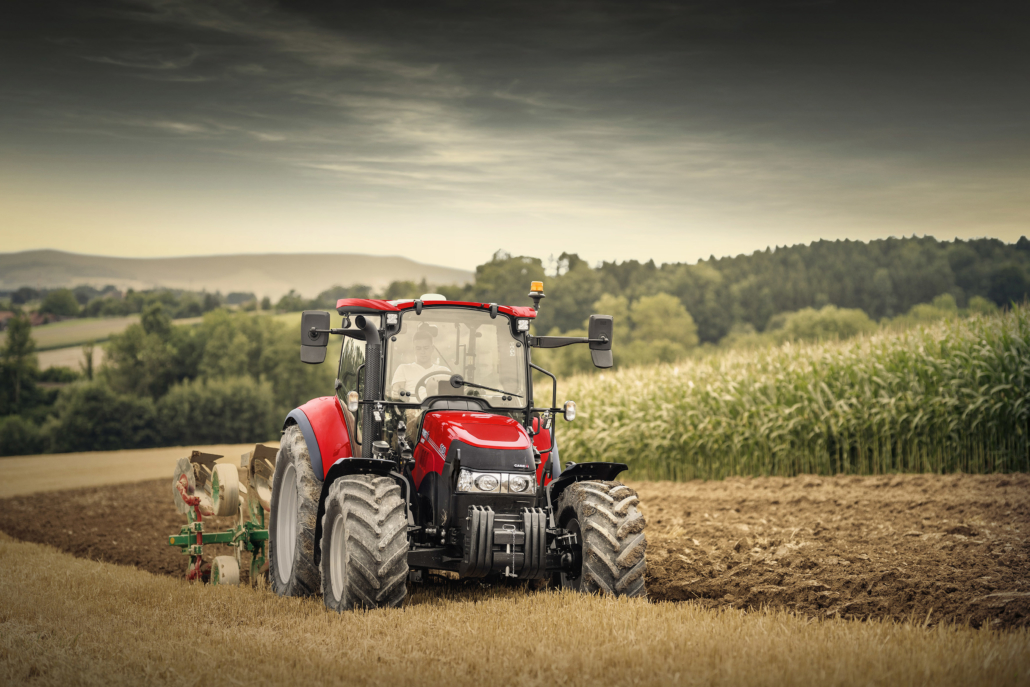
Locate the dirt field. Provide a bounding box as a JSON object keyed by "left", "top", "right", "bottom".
{"left": 1, "top": 472, "right": 1026, "bottom": 628}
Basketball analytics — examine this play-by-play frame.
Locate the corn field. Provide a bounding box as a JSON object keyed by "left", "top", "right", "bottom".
{"left": 558, "top": 305, "right": 1029, "bottom": 480}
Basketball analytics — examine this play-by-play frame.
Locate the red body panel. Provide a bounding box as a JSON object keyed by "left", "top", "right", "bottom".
{"left": 413, "top": 411, "right": 531, "bottom": 488}
{"left": 336, "top": 298, "right": 537, "bottom": 320}
{"left": 411, "top": 411, "right": 553, "bottom": 489}
{"left": 532, "top": 419, "right": 552, "bottom": 486}
{"left": 297, "top": 396, "right": 353, "bottom": 477}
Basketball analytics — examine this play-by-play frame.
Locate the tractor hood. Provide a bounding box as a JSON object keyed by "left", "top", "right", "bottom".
{"left": 413, "top": 411, "right": 535, "bottom": 487}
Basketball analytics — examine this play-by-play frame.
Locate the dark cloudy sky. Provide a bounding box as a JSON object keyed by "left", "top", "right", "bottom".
{"left": 2, "top": 1, "right": 1027, "bottom": 270}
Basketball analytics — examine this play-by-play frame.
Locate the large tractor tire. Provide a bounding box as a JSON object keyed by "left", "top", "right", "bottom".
{"left": 555, "top": 481, "right": 647, "bottom": 598}
{"left": 269, "top": 425, "right": 322, "bottom": 597}
{"left": 320, "top": 474, "right": 409, "bottom": 611}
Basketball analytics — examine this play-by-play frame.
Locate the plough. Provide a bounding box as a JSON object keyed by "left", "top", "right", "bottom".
{"left": 167, "top": 444, "right": 278, "bottom": 585}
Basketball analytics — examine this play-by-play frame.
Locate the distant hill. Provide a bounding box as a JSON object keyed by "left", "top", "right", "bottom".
{"left": 0, "top": 250, "right": 472, "bottom": 300}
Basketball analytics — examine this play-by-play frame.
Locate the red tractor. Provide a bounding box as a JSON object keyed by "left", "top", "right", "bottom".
{"left": 269, "top": 282, "right": 647, "bottom": 610}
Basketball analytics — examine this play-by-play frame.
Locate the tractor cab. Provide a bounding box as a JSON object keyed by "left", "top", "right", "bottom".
{"left": 265, "top": 283, "right": 646, "bottom": 611}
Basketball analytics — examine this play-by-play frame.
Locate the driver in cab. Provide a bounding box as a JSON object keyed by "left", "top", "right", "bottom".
{"left": 390, "top": 329, "right": 450, "bottom": 399}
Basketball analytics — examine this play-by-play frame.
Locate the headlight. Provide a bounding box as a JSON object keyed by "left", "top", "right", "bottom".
{"left": 475, "top": 474, "right": 499, "bottom": 491}
{"left": 455, "top": 470, "right": 535, "bottom": 494}
{"left": 517, "top": 319, "right": 530, "bottom": 332}
{"left": 508, "top": 475, "right": 530, "bottom": 493}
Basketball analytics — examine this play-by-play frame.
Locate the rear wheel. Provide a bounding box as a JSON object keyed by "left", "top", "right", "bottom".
{"left": 556, "top": 481, "right": 647, "bottom": 597}
{"left": 321, "top": 474, "right": 409, "bottom": 611}
{"left": 269, "top": 425, "right": 321, "bottom": 597}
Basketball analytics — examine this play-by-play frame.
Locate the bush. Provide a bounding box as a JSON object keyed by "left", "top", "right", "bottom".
{"left": 768, "top": 305, "right": 877, "bottom": 343}
{"left": 0, "top": 415, "right": 44, "bottom": 456}
{"left": 157, "top": 376, "right": 276, "bottom": 445}
{"left": 37, "top": 366, "right": 80, "bottom": 383}
{"left": 45, "top": 382, "right": 159, "bottom": 453}
{"left": 39, "top": 289, "right": 80, "bottom": 317}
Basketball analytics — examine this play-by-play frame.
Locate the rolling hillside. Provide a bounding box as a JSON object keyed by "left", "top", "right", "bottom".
{"left": 0, "top": 250, "right": 472, "bottom": 300}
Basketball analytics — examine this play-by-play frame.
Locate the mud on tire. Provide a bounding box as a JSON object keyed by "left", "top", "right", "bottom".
{"left": 320, "top": 474, "right": 409, "bottom": 611}
{"left": 269, "top": 425, "right": 322, "bottom": 597}
{"left": 556, "top": 481, "right": 647, "bottom": 597}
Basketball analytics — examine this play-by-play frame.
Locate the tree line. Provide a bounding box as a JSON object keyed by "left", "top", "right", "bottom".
{"left": 0, "top": 235, "right": 1027, "bottom": 456}
{"left": 0, "top": 305, "right": 333, "bottom": 456}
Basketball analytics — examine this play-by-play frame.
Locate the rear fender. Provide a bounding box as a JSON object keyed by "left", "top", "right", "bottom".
{"left": 283, "top": 396, "right": 353, "bottom": 479}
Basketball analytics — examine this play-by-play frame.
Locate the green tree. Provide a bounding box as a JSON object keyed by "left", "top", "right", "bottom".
{"left": 102, "top": 305, "right": 184, "bottom": 398}
{"left": 39, "top": 288, "right": 80, "bottom": 317}
{"left": 0, "top": 311, "right": 38, "bottom": 410}
{"left": 276, "top": 289, "right": 309, "bottom": 312}
{"left": 45, "top": 381, "right": 159, "bottom": 453}
{"left": 0, "top": 415, "right": 43, "bottom": 456}
{"left": 537, "top": 253, "right": 605, "bottom": 334}
{"left": 471, "top": 250, "right": 545, "bottom": 309}
{"left": 157, "top": 376, "right": 276, "bottom": 445}
{"left": 629, "top": 293, "right": 699, "bottom": 347}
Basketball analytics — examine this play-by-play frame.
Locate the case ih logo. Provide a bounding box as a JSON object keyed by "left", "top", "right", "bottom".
{"left": 421, "top": 431, "right": 446, "bottom": 459}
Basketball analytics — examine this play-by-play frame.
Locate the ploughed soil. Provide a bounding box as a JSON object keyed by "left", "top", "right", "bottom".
{"left": 637, "top": 474, "right": 1030, "bottom": 629}
{"left": 0, "top": 474, "right": 1026, "bottom": 628}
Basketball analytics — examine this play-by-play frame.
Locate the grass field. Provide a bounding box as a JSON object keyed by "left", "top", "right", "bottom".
{"left": 2, "top": 316, "right": 140, "bottom": 351}
{"left": 7, "top": 311, "right": 306, "bottom": 371}
{"left": 1, "top": 533, "right": 1027, "bottom": 687}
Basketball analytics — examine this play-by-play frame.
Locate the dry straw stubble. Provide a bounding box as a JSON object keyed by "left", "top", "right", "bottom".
{"left": 1, "top": 534, "right": 1029, "bottom": 687}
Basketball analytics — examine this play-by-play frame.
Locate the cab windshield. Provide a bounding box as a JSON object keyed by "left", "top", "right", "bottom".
{"left": 385, "top": 308, "right": 526, "bottom": 409}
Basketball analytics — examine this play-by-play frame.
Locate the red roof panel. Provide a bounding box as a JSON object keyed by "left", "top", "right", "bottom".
{"left": 335, "top": 298, "right": 537, "bottom": 319}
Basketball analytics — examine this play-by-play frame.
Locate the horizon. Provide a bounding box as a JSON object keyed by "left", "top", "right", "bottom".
{"left": 3, "top": 2, "right": 1028, "bottom": 270}
{"left": 3, "top": 233, "right": 1026, "bottom": 276}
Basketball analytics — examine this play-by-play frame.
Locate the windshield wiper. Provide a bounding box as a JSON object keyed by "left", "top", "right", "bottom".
{"left": 449, "top": 374, "right": 522, "bottom": 398}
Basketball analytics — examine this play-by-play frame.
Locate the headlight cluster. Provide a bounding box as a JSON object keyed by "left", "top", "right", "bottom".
{"left": 456, "top": 469, "right": 535, "bottom": 494}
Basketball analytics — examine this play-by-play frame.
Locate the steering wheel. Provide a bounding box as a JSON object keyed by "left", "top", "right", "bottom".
{"left": 413, "top": 371, "right": 458, "bottom": 402}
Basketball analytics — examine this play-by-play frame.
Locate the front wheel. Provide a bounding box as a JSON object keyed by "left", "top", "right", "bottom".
{"left": 321, "top": 474, "right": 409, "bottom": 611}
{"left": 556, "top": 481, "right": 647, "bottom": 597}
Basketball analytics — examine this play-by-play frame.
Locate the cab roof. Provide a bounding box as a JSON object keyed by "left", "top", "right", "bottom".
{"left": 336, "top": 298, "right": 537, "bottom": 319}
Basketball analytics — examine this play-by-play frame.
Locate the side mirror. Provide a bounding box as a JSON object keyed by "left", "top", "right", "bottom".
{"left": 300, "top": 310, "right": 330, "bottom": 364}
{"left": 587, "top": 314, "right": 613, "bottom": 368}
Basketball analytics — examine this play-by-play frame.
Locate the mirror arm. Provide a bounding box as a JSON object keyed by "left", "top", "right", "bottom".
{"left": 307, "top": 327, "right": 349, "bottom": 340}
{"left": 528, "top": 335, "right": 608, "bottom": 349}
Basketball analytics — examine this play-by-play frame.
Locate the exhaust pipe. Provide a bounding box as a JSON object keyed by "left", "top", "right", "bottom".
{"left": 354, "top": 315, "right": 382, "bottom": 458}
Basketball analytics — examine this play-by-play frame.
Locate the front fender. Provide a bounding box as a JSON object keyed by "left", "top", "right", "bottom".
{"left": 283, "top": 396, "right": 353, "bottom": 480}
